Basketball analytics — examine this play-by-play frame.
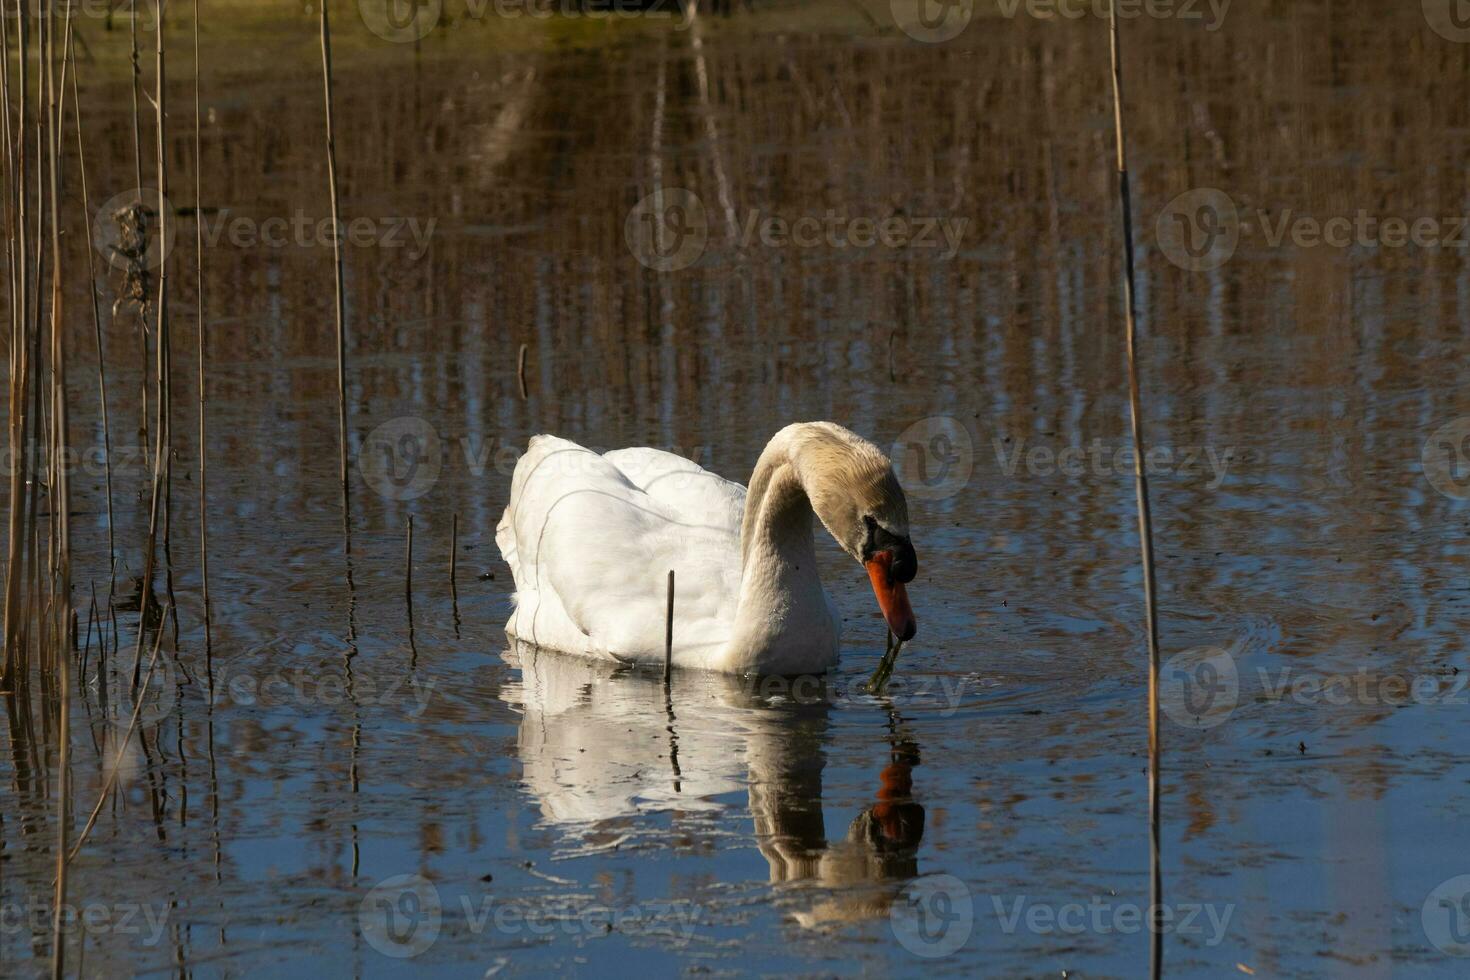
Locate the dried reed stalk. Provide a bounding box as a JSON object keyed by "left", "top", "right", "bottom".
{"left": 1105, "top": 9, "right": 1164, "bottom": 978}
{"left": 319, "top": 0, "right": 350, "bottom": 541}
{"left": 133, "top": 0, "right": 172, "bottom": 687}
{"left": 194, "top": 0, "right": 212, "bottom": 643}
{"left": 663, "top": 570, "right": 674, "bottom": 680}
{"left": 2, "top": 0, "right": 33, "bottom": 687}
{"left": 449, "top": 513, "right": 458, "bottom": 595}
{"left": 65, "top": 27, "right": 115, "bottom": 574}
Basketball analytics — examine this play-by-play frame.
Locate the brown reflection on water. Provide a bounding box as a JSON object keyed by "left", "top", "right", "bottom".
{"left": 2, "top": 0, "right": 1469, "bottom": 972}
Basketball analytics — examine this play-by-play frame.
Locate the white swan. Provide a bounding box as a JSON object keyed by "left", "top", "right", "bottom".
{"left": 496, "top": 422, "right": 918, "bottom": 674}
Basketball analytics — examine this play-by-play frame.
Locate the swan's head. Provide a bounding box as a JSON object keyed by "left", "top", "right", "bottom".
{"left": 793, "top": 423, "right": 918, "bottom": 641}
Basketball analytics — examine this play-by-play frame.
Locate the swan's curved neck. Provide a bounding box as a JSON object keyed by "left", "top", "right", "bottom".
{"left": 720, "top": 434, "right": 837, "bottom": 673}
{"left": 740, "top": 433, "right": 811, "bottom": 571}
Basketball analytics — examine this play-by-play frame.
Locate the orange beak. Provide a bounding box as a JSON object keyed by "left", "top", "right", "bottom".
{"left": 865, "top": 552, "right": 916, "bottom": 641}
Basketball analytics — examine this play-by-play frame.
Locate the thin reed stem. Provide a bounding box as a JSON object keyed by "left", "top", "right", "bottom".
{"left": 51, "top": 4, "right": 76, "bottom": 929}
{"left": 66, "top": 29, "right": 115, "bottom": 574}
{"left": 133, "top": 0, "right": 171, "bottom": 687}
{"left": 50, "top": 592, "right": 69, "bottom": 980}
{"left": 3, "top": 0, "right": 33, "bottom": 686}
{"left": 404, "top": 516, "right": 413, "bottom": 601}
{"left": 130, "top": 0, "right": 149, "bottom": 460}
{"left": 319, "top": 0, "right": 350, "bottom": 545}
{"left": 194, "top": 0, "right": 211, "bottom": 644}
{"left": 46, "top": 0, "right": 73, "bottom": 668}
{"left": 663, "top": 570, "right": 674, "bottom": 681}
{"left": 1105, "top": 10, "right": 1163, "bottom": 979}
{"left": 449, "top": 514, "right": 460, "bottom": 636}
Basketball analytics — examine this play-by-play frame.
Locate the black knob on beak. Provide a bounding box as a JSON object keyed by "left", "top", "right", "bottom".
{"left": 889, "top": 539, "right": 917, "bottom": 584}
{"left": 868, "top": 522, "right": 917, "bottom": 584}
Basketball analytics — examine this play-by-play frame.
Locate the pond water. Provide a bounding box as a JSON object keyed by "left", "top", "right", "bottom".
{"left": 3, "top": 1, "right": 1470, "bottom": 976}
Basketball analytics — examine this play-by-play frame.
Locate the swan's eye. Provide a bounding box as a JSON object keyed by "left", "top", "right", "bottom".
{"left": 862, "top": 515, "right": 917, "bottom": 583}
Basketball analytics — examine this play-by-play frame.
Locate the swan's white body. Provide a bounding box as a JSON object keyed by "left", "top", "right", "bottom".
{"left": 495, "top": 428, "right": 845, "bottom": 674}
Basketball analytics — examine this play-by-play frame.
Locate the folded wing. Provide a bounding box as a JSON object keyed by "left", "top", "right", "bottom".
{"left": 497, "top": 436, "right": 744, "bottom": 665}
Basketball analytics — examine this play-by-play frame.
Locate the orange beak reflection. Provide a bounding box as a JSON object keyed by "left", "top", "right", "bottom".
{"left": 865, "top": 552, "right": 917, "bottom": 641}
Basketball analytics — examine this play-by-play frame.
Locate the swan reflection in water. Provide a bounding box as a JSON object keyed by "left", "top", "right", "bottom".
{"left": 500, "top": 641, "right": 925, "bottom": 927}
